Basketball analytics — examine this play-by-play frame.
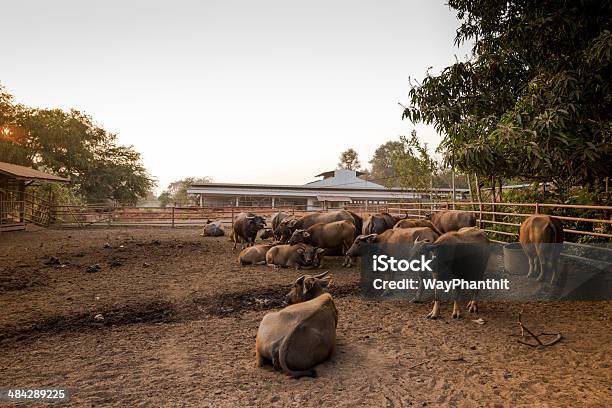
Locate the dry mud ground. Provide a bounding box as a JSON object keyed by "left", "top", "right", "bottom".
{"left": 0, "top": 227, "right": 610, "bottom": 407}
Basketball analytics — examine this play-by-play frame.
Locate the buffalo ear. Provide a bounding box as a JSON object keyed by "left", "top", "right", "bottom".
{"left": 318, "top": 275, "right": 332, "bottom": 289}
{"left": 303, "top": 232, "right": 311, "bottom": 238}
{"left": 303, "top": 277, "right": 315, "bottom": 293}
{"left": 295, "top": 275, "right": 305, "bottom": 285}
{"left": 297, "top": 248, "right": 304, "bottom": 254}
{"left": 316, "top": 248, "right": 325, "bottom": 254}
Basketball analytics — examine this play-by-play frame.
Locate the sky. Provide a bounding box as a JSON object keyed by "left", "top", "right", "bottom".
{"left": 1, "top": 0, "right": 471, "bottom": 193}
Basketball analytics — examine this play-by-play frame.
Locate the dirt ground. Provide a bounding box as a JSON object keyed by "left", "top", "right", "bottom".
{"left": 0, "top": 227, "right": 610, "bottom": 407}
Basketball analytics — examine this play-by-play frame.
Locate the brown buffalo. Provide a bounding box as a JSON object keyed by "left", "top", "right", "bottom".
{"left": 255, "top": 271, "right": 337, "bottom": 378}
{"left": 346, "top": 226, "right": 440, "bottom": 258}
{"left": 519, "top": 215, "right": 564, "bottom": 284}
{"left": 278, "top": 210, "right": 357, "bottom": 243}
{"left": 239, "top": 244, "right": 274, "bottom": 265}
{"left": 427, "top": 210, "right": 476, "bottom": 233}
{"left": 394, "top": 218, "right": 442, "bottom": 235}
{"left": 362, "top": 212, "right": 397, "bottom": 235}
{"left": 411, "top": 226, "right": 489, "bottom": 319}
{"left": 287, "top": 220, "right": 356, "bottom": 267}
{"left": 266, "top": 243, "right": 324, "bottom": 269}
{"left": 231, "top": 212, "right": 267, "bottom": 250}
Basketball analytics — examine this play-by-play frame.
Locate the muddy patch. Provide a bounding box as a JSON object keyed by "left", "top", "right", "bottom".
{"left": 0, "top": 283, "right": 361, "bottom": 345}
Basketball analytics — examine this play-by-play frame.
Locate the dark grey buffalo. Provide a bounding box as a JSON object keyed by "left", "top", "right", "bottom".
{"left": 231, "top": 212, "right": 266, "bottom": 250}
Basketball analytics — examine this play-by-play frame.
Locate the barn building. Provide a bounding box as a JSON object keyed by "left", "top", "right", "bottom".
{"left": 0, "top": 161, "right": 69, "bottom": 232}
{"left": 187, "top": 169, "right": 467, "bottom": 210}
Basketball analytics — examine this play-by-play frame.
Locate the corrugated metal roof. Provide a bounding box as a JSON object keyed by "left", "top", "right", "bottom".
{"left": 0, "top": 161, "right": 70, "bottom": 182}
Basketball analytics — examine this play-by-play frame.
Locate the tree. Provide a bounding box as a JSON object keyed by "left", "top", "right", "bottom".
{"left": 338, "top": 148, "right": 361, "bottom": 170}
{"left": 158, "top": 177, "right": 213, "bottom": 207}
{"left": 0, "top": 84, "right": 155, "bottom": 204}
{"left": 401, "top": 1, "right": 612, "bottom": 199}
{"left": 392, "top": 131, "right": 437, "bottom": 194}
{"left": 369, "top": 140, "right": 404, "bottom": 185}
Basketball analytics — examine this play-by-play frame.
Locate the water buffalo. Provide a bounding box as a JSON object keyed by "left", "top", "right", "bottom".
{"left": 362, "top": 212, "right": 398, "bottom": 235}
{"left": 201, "top": 220, "right": 225, "bottom": 237}
{"left": 287, "top": 220, "right": 356, "bottom": 267}
{"left": 427, "top": 210, "right": 476, "bottom": 233}
{"left": 411, "top": 226, "right": 489, "bottom": 319}
{"left": 239, "top": 244, "right": 275, "bottom": 265}
{"left": 346, "top": 227, "right": 440, "bottom": 258}
{"left": 271, "top": 212, "right": 291, "bottom": 240}
{"left": 231, "top": 212, "right": 266, "bottom": 250}
{"left": 266, "top": 243, "right": 324, "bottom": 269}
{"left": 278, "top": 210, "right": 356, "bottom": 243}
{"left": 257, "top": 228, "right": 275, "bottom": 241}
{"left": 394, "top": 218, "right": 442, "bottom": 235}
{"left": 519, "top": 215, "right": 564, "bottom": 284}
{"left": 255, "top": 271, "right": 337, "bottom": 378}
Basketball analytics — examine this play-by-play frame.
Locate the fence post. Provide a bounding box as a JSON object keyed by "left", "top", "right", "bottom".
{"left": 535, "top": 202, "right": 539, "bottom": 214}
{"left": 231, "top": 206, "right": 235, "bottom": 229}
{"left": 478, "top": 202, "right": 483, "bottom": 229}
{"left": 107, "top": 205, "right": 112, "bottom": 227}
{"left": 172, "top": 205, "right": 175, "bottom": 228}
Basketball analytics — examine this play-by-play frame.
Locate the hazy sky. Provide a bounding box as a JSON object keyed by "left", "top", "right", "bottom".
{"left": 2, "top": 0, "right": 470, "bottom": 192}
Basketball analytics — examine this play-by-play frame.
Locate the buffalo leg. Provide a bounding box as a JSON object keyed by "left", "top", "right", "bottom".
{"left": 535, "top": 245, "right": 548, "bottom": 282}
{"left": 452, "top": 301, "right": 461, "bottom": 319}
{"left": 427, "top": 287, "right": 440, "bottom": 319}
{"left": 255, "top": 349, "right": 264, "bottom": 367}
{"left": 412, "top": 269, "right": 424, "bottom": 303}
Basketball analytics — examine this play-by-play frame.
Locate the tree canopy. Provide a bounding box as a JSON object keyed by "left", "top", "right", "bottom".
{"left": 0, "top": 84, "right": 154, "bottom": 204}
{"left": 402, "top": 0, "right": 612, "bottom": 197}
{"left": 158, "top": 177, "right": 213, "bottom": 207}
{"left": 338, "top": 148, "right": 361, "bottom": 170}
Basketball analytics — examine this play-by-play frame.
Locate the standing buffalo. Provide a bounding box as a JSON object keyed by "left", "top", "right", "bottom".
{"left": 519, "top": 215, "right": 564, "bottom": 284}
{"left": 231, "top": 212, "right": 266, "bottom": 250}
{"left": 411, "top": 226, "right": 489, "bottom": 319}
{"left": 287, "top": 220, "right": 356, "bottom": 267}
{"left": 256, "top": 271, "right": 337, "bottom": 378}
{"left": 271, "top": 212, "right": 291, "bottom": 240}
{"left": 427, "top": 210, "right": 476, "bottom": 233}
{"left": 393, "top": 218, "right": 442, "bottom": 235}
{"left": 278, "top": 210, "right": 357, "bottom": 243}
{"left": 362, "top": 212, "right": 398, "bottom": 235}
{"left": 347, "top": 226, "right": 440, "bottom": 258}
{"left": 201, "top": 220, "right": 225, "bottom": 237}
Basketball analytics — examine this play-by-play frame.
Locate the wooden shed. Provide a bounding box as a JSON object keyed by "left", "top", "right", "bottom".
{"left": 0, "top": 161, "right": 69, "bottom": 232}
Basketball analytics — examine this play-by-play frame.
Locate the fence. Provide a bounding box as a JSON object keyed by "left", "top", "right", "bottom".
{"left": 49, "top": 204, "right": 312, "bottom": 228}
{"left": 372, "top": 201, "right": 612, "bottom": 243}
{"left": 46, "top": 201, "right": 609, "bottom": 242}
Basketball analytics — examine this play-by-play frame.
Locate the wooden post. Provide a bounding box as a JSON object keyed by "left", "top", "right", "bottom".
{"left": 478, "top": 202, "right": 483, "bottom": 229}
{"left": 535, "top": 202, "right": 539, "bottom": 214}
{"left": 451, "top": 168, "right": 456, "bottom": 209}
{"left": 172, "top": 205, "right": 175, "bottom": 228}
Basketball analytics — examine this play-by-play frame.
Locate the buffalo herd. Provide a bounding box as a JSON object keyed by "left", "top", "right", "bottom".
{"left": 201, "top": 208, "right": 564, "bottom": 378}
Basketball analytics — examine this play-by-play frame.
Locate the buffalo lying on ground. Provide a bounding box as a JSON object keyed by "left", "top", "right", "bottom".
{"left": 201, "top": 220, "right": 225, "bottom": 237}
{"left": 427, "top": 210, "right": 476, "bottom": 233}
{"left": 287, "top": 220, "right": 356, "bottom": 267}
{"left": 393, "top": 218, "right": 442, "bottom": 235}
{"left": 362, "top": 212, "right": 398, "bottom": 235}
{"left": 519, "top": 215, "right": 564, "bottom": 284}
{"left": 411, "top": 226, "right": 489, "bottom": 319}
{"left": 266, "top": 243, "right": 324, "bottom": 269}
{"left": 231, "top": 212, "right": 266, "bottom": 250}
{"left": 256, "top": 271, "right": 337, "bottom": 378}
{"left": 238, "top": 244, "right": 275, "bottom": 265}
